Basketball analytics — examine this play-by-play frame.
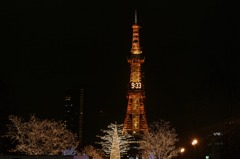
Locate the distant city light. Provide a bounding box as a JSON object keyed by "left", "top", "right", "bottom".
{"left": 213, "top": 132, "right": 222, "bottom": 136}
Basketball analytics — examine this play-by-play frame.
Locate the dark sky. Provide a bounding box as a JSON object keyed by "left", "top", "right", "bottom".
{"left": 1, "top": 1, "right": 239, "bottom": 143}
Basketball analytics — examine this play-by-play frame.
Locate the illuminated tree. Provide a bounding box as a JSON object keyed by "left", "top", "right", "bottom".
{"left": 4, "top": 115, "right": 78, "bottom": 155}
{"left": 140, "top": 120, "right": 179, "bottom": 159}
{"left": 96, "top": 123, "right": 132, "bottom": 158}
{"left": 82, "top": 145, "right": 105, "bottom": 159}
{"left": 110, "top": 124, "right": 120, "bottom": 159}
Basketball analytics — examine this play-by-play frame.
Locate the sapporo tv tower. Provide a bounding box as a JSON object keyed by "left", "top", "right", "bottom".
{"left": 122, "top": 11, "right": 148, "bottom": 137}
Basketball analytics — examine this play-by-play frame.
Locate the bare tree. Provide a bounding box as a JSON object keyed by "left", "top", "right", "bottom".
{"left": 4, "top": 115, "right": 78, "bottom": 155}
{"left": 140, "top": 120, "right": 179, "bottom": 159}
{"left": 96, "top": 123, "right": 132, "bottom": 158}
{"left": 82, "top": 145, "right": 105, "bottom": 159}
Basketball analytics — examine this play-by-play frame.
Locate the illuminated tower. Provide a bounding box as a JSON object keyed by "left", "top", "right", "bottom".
{"left": 123, "top": 11, "right": 148, "bottom": 136}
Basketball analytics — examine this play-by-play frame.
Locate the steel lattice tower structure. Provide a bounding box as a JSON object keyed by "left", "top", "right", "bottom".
{"left": 123, "top": 11, "right": 148, "bottom": 136}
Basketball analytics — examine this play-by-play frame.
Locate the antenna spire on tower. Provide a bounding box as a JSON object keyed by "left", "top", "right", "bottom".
{"left": 135, "top": 10, "right": 137, "bottom": 24}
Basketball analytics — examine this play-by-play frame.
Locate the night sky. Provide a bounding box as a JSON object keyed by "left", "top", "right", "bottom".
{"left": 1, "top": 1, "right": 239, "bottom": 145}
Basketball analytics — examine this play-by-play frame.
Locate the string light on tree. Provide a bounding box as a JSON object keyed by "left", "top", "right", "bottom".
{"left": 96, "top": 123, "right": 133, "bottom": 159}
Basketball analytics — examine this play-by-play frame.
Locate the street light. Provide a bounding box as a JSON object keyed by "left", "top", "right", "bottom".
{"left": 180, "top": 147, "right": 185, "bottom": 159}
{"left": 192, "top": 139, "right": 198, "bottom": 159}
{"left": 192, "top": 139, "right": 198, "bottom": 146}
{"left": 180, "top": 147, "right": 185, "bottom": 153}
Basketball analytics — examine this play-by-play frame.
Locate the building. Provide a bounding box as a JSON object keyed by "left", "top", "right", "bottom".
{"left": 64, "top": 88, "right": 85, "bottom": 148}
{"left": 200, "top": 116, "right": 240, "bottom": 159}
{"left": 180, "top": 116, "right": 240, "bottom": 159}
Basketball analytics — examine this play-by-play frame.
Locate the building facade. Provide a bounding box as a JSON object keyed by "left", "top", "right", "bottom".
{"left": 64, "top": 88, "right": 85, "bottom": 148}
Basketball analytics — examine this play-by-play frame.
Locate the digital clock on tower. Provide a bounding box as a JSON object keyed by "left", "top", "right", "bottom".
{"left": 131, "top": 82, "right": 142, "bottom": 89}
